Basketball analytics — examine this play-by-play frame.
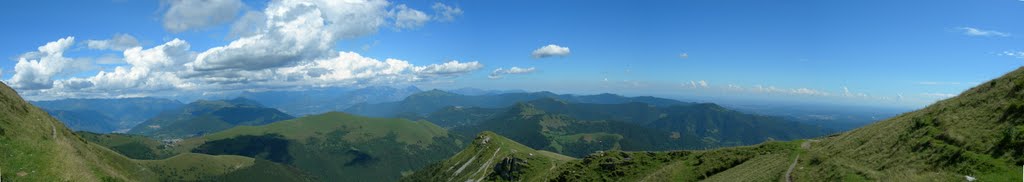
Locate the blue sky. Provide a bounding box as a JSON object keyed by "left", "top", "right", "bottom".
{"left": 0, "top": 0, "right": 1021, "bottom": 109}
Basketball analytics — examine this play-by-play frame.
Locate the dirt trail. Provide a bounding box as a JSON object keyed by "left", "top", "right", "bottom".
{"left": 784, "top": 154, "right": 799, "bottom": 182}
{"left": 786, "top": 140, "right": 817, "bottom": 182}
{"left": 50, "top": 120, "right": 56, "bottom": 140}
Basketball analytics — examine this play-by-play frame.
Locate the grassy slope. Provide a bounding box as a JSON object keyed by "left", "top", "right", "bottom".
{"left": 551, "top": 141, "right": 799, "bottom": 182}
{"left": 137, "top": 153, "right": 254, "bottom": 181}
{"left": 404, "top": 131, "right": 801, "bottom": 182}
{"left": 402, "top": 131, "right": 576, "bottom": 182}
{"left": 0, "top": 83, "right": 306, "bottom": 181}
{"left": 76, "top": 131, "right": 176, "bottom": 160}
{"left": 173, "top": 112, "right": 461, "bottom": 181}
{"left": 792, "top": 67, "right": 1024, "bottom": 181}
{"left": 176, "top": 112, "right": 449, "bottom": 151}
{"left": 0, "top": 82, "right": 160, "bottom": 181}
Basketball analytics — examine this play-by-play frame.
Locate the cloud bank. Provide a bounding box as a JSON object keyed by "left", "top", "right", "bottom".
{"left": 4, "top": 0, "right": 483, "bottom": 100}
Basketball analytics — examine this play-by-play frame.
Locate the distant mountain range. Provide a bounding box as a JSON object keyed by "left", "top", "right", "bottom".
{"left": 32, "top": 97, "right": 184, "bottom": 131}
{"left": 128, "top": 98, "right": 294, "bottom": 139}
{"left": 445, "top": 87, "right": 527, "bottom": 96}
{"left": 238, "top": 86, "right": 422, "bottom": 116}
{"left": 43, "top": 109, "right": 119, "bottom": 133}
{"left": 344, "top": 89, "right": 692, "bottom": 118}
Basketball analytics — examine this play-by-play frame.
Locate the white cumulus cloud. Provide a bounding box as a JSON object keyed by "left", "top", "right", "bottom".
{"left": 412, "top": 60, "right": 484, "bottom": 76}
{"left": 162, "top": 0, "right": 244, "bottom": 33}
{"left": 432, "top": 3, "right": 462, "bottom": 22}
{"left": 792, "top": 88, "right": 829, "bottom": 96}
{"left": 488, "top": 67, "right": 536, "bottom": 79}
{"left": 264, "top": 52, "right": 483, "bottom": 86}
{"left": 189, "top": 0, "right": 390, "bottom": 72}
{"left": 531, "top": 44, "right": 571, "bottom": 58}
{"left": 7, "top": 37, "right": 82, "bottom": 90}
{"left": 685, "top": 80, "right": 708, "bottom": 88}
{"left": 391, "top": 4, "right": 430, "bottom": 29}
{"left": 85, "top": 39, "right": 195, "bottom": 91}
{"left": 5, "top": 0, "right": 476, "bottom": 100}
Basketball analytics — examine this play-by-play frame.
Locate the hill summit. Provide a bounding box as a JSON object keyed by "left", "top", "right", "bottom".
{"left": 128, "top": 97, "right": 294, "bottom": 139}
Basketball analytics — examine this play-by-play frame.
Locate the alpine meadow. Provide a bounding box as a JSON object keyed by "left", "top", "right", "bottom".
{"left": 1, "top": 0, "right": 1022, "bottom": 181}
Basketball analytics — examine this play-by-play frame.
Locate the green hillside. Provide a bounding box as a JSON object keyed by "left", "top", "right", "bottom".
{"left": 414, "top": 106, "right": 505, "bottom": 128}
{"left": 0, "top": 82, "right": 161, "bottom": 181}
{"left": 129, "top": 97, "right": 294, "bottom": 139}
{"left": 452, "top": 102, "right": 701, "bottom": 157}
{"left": 171, "top": 112, "right": 464, "bottom": 181}
{"left": 76, "top": 131, "right": 176, "bottom": 160}
{"left": 444, "top": 99, "right": 830, "bottom": 157}
{"left": 521, "top": 98, "right": 832, "bottom": 147}
{"left": 134, "top": 152, "right": 312, "bottom": 182}
{"left": 408, "top": 67, "right": 1024, "bottom": 181}
{"left": 403, "top": 131, "right": 802, "bottom": 181}
{"left": 790, "top": 67, "right": 1024, "bottom": 181}
{"left": 647, "top": 103, "right": 831, "bottom": 147}
{"left": 0, "top": 82, "right": 308, "bottom": 181}
{"left": 549, "top": 141, "right": 800, "bottom": 181}
{"left": 401, "top": 131, "right": 575, "bottom": 182}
